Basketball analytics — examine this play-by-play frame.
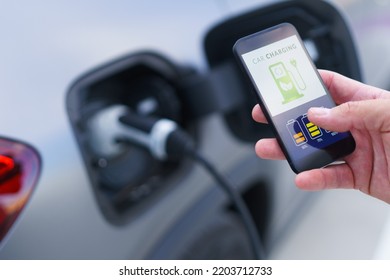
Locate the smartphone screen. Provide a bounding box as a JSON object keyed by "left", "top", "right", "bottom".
{"left": 233, "top": 23, "right": 355, "bottom": 173}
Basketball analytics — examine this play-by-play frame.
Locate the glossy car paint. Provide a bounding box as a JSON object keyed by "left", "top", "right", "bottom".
{"left": 0, "top": 0, "right": 389, "bottom": 259}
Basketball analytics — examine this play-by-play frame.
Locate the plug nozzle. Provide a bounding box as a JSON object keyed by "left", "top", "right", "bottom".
{"left": 88, "top": 105, "right": 193, "bottom": 161}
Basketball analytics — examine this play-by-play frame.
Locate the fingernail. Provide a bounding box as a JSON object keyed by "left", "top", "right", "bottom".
{"left": 309, "top": 107, "right": 330, "bottom": 117}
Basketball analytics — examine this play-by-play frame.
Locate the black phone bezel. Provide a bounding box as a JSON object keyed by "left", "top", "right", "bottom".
{"left": 233, "top": 23, "right": 355, "bottom": 173}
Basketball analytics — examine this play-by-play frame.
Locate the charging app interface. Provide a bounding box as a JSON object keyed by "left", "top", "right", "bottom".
{"left": 241, "top": 35, "right": 350, "bottom": 160}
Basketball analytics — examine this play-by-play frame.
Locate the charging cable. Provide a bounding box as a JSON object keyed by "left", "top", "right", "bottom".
{"left": 289, "top": 58, "right": 306, "bottom": 90}
{"left": 88, "top": 105, "right": 265, "bottom": 259}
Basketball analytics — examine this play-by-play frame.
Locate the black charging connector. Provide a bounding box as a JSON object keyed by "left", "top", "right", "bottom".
{"left": 120, "top": 112, "right": 265, "bottom": 259}
{"left": 89, "top": 105, "right": 265, "bottom": 259}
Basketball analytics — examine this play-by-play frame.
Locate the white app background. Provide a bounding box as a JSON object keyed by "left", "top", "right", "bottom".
{"left": 242, "top": 35, "right": 326, "bottom": 116}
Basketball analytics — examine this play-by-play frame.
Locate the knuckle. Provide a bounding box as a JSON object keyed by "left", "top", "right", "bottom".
{"left": 339, "top": 101, "right": 358, "bottom": 114}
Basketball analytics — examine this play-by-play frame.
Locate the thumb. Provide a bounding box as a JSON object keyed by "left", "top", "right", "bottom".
{"left": 307, "top": 99, "right": 390, "bottom": 132}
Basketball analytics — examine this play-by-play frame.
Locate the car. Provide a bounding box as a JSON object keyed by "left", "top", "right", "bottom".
{"left": 1, "top": 0, "right": 389, "bottom": 260}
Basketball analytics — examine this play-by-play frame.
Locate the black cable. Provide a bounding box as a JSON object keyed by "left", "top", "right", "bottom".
{"left": 115, "top": 112, "right": 265, "bottom": 259}
{"left": 188, "top": 149, "right": 265, "bottom": 260}
{"left": 166, "top": 129, "right": 265, "bottom": 259}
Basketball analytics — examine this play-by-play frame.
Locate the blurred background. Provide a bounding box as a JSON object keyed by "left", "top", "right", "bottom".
{"left": 0, "top": 0, "right": 390, "bottom": 259}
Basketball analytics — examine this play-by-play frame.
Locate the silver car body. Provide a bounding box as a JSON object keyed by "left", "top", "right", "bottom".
{"left": 0, "top": 0, "right": 389, "bottom": 259}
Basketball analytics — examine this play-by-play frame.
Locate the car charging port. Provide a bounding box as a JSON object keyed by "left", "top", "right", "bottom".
{"left": 67, "top": 52, "right": 200, "bottom": 223}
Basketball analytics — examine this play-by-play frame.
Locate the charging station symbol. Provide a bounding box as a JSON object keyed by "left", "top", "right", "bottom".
{"left": 301, "top": 114, "right": 322, "bottom": 139}
{"left": 286, "top": 119, "right": 307, "bottom": 146}
{"left": 269, "top": 61, "right": 304, "bottom": 104}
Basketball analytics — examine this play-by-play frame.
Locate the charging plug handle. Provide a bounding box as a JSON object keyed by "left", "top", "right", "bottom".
{"left": 96, "top": 106, "right": 264, "bottom": 259}
{"left": 119, "top": 112, "right": 194, "bottom": 160}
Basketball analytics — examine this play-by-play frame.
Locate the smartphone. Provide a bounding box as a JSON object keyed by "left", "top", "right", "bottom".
{"left": 233, "top": 23, "right": 355, "bottom": 173}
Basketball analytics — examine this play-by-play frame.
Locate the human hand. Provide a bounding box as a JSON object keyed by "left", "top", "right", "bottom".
{"left": 252, "top": 70, "right": 390, "bottom": 204}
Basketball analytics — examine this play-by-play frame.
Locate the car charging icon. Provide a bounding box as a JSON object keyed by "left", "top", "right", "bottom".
{"left": 269, "top": 59, "right": 306, "bottom": 105}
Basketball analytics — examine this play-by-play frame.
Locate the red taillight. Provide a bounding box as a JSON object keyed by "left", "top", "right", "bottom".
{"left": 0, "top": 155, "right": 15, "bottom": 177}
{"left": 0, "top": 138, "right": 41, "bottom": 244}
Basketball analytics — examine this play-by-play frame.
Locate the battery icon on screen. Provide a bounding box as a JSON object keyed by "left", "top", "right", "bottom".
{"left": 301, "top": 114, "right": 322, "bottom": 139}
{"left": 286, "top": 119, "right": 307, "bottom": 146}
